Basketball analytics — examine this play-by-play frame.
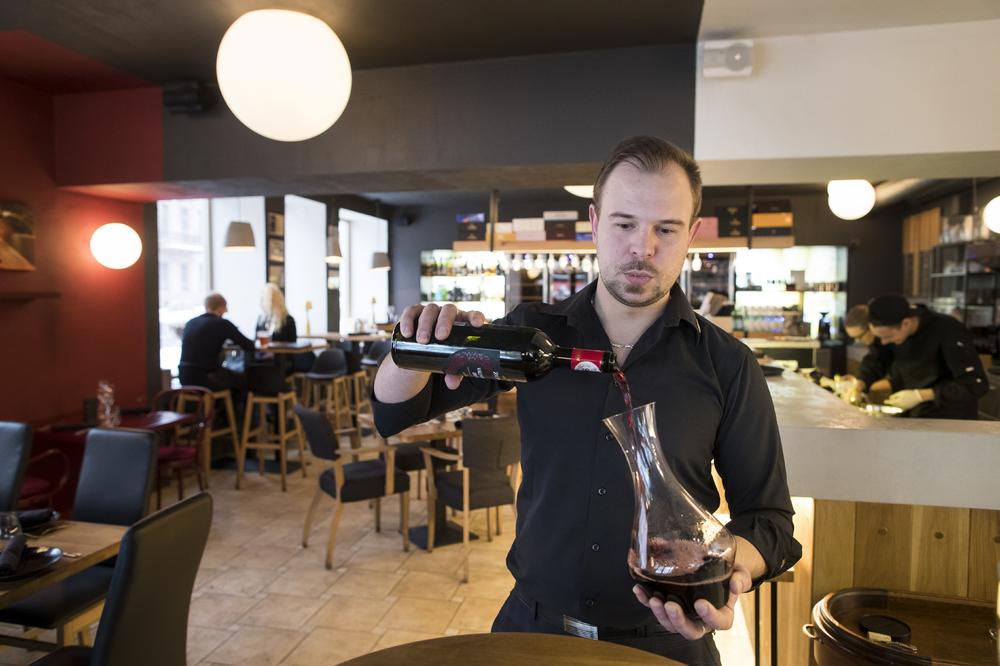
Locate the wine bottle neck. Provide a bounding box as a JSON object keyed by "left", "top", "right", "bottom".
{"left": 555, "top": 346, "right": 614, "bottom": 373}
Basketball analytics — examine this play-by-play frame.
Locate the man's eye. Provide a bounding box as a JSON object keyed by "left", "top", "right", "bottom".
{"left": 615, "top": 223, "right": 633, "bottom": 230}
{"left": 658, "top": 227, "right": 677, "bottom": 235}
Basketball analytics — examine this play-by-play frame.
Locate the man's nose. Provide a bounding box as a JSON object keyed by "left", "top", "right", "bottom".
{"left": 630, "top": 227, "right": 657, "bottom": 258}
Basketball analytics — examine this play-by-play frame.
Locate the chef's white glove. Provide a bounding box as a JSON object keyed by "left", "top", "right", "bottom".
{"left": 884, "top": 389, "right": 929, "bottom": 411}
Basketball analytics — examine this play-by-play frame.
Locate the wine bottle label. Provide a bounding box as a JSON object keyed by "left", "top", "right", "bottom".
{"left": 445, "top": 348, "right": 502, "bottom": 380}
{"left": 570, "top": 348, "right": 604, "bottom": 372}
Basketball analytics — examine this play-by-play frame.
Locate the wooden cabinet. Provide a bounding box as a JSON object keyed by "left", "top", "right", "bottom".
{"left": 749, "top": 499, "right": 999, "bottom": 666}
{"left": 901, "top": 207, "right": 941, "bottom": 300}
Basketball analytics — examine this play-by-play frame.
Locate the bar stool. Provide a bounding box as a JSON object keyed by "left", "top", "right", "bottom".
{"left": 202, "top": 389, "right": 239, "bottom": 488}
{"left": 329, "top": 376, "right": 354, "bottom": 433}
{"left": 306, "top": 349, "right": 349, "bottom": 423}
{"left": 238, "top": 366, "right": 307, "bottom": 492}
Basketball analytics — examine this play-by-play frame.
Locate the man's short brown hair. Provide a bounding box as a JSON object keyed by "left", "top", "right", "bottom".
{"left": 845, "top": 304, "right": 870, "bottom": 330}
{"left": 592, "top": 136, "right": 703, "bottom": 223}
{"left": 205, "top": 293, "right": 227, "bottom": 312}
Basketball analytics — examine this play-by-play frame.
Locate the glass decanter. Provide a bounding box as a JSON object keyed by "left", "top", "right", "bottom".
{"left": 604, "top": 401, "right": 736, "bottom": 619}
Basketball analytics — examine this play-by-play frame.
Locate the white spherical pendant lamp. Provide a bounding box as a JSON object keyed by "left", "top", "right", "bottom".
{"left": 90, "top": 223, "right": 142, "bottom": 269}
{"left": 827, "top": 180, "right": 876, "bottom": 220}
{"left": 983, "top": 195, "right": 1000, "bottom": 234}
{"left": 217, "top": 9, "right": 352, "bottom": 142}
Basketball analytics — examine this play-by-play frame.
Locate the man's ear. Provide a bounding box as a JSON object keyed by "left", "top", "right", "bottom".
{"left": 589, "top": 202, "right": 599, "bottom": 237}
{"left": 688, "top": 217, "right": 703, "bottom": 242}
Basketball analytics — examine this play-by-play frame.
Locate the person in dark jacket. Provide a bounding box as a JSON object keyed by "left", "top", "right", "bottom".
{"left": 255, "top": 282, "right": 314, "bottom": 374}
{"left": 869, "top": 295, "right": 989, "bottom": 419}
{"left": 178, "top": 293, "right": 255, "bottom": 392}
{"left": 842, "top": 304, "right": 894, "bottom": 400}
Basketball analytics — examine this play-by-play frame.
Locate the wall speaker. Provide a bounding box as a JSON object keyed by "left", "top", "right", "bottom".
{"left": 702, "top": 40, "right": 754, "bottom": 78}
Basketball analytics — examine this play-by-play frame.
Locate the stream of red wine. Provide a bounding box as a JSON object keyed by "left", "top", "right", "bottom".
{"left": 612, "top": 367, "right": 635, "bottom": 432}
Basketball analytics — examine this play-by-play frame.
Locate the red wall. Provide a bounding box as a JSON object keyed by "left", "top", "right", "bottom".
{"left": 0, "top": 77, "right": 148, "bottom": 424}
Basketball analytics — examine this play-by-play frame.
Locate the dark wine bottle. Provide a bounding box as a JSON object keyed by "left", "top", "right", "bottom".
{"left": 391, "top": 322, "right": 614, "bottom": 382}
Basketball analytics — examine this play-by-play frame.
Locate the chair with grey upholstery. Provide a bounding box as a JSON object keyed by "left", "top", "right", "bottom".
{"left": 29, "top": 492, "right": 213, "bottom": 666}
{"left": 295, "top": 405, "right": 410, "bottom": 569}
{"left": 0, "top": 428, "right": 157, "bottom": 651}
{"left": 0, "top": 421, "right": 31, "bottom": 511}
{"left": 423, "top": 415, "right": 521, "bottom": 581}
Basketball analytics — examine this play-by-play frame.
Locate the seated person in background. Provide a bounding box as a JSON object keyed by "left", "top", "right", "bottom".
{"left": 178, "top": 293, "right": 255, "bottom": 392}
{"left": 869, "top": 294, "right": 989, "bottom": 419}
{"left": 837, "top": 304, "right": 894, "bottom": 402}
{"left": 256, "top": 282, "right": 297, "bottom": 343}
{"left": 256, "top": 282, "right": 313, "bottom": 374}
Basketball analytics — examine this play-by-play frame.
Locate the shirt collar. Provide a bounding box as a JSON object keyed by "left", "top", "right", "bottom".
{"left": 537, "top": 280, "right": 702, "bottom": 336}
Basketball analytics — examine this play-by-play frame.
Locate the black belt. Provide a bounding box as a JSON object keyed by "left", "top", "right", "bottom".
{"left": 512, "top": 584, "right": 678, "bottom": 640}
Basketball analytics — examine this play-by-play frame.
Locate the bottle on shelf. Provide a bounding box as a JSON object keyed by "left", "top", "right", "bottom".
{"left": 391, "top": 322, "right": 615, "bottom": 381}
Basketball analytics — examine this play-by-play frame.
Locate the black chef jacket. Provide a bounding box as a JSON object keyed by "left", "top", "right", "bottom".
{"left": 857, "top": 338, "right": 893, "bottom": 389}
{"left": 372, "top": 282, "right": 801, "bottom": 628}
{"left": 885, "top": 307, "right": 989, "bottom": 419}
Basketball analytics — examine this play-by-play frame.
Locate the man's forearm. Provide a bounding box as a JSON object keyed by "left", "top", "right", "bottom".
{"left": 373, "top": 354, "right": 432, "bottom": 404}
{"left": 734, "top": 535, "right": 767, "bottom": 580}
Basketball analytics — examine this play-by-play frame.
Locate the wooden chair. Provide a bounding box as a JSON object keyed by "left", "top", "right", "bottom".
{"left": 295, "top": 405, "right": 410, "bottom": 569}
{"left": 422, "top": 415, "right": 521, "bottom": 582}
{"left": 153, "top": 387, "right": 213, "bottom": 509}
{"left": 16, "top": 449, "right": 71, "bottom": 511}
{"left": 238, "top": 365, "right": 306, "bottom": 492}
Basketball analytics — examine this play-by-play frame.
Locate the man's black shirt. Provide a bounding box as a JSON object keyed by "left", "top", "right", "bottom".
{"left": 179, "top": 312, "right": 255, "bottom": 372}
{"left": 885, "top": 308, "right": 988, "bottom": 419}
{"left": 373, "top": 282, "right": 801, "bottom": 628}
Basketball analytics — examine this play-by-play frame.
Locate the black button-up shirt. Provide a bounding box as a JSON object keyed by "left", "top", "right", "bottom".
{"left": 883, "top": 307, "right": 989, "bottom": 419}
{"left": 373, "top": 282, "right": 801, "bottom": 627}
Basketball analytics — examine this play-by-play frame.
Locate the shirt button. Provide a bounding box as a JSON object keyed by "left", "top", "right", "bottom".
{"left": 597, "top": 487, "right": 607, "bottom": 496}
{"left": 591, "top": 543, "right": 600, "bottom": 551}
{"left": 585, "top": 599, "right": 596, "bottom": 608}
{"left": 604, "top": 431, "right": 613, "bottom": 441}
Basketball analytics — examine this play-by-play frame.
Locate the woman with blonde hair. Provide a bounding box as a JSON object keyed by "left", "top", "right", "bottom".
{"left": 256, "top": 282, "right": 297, "bottom": 342}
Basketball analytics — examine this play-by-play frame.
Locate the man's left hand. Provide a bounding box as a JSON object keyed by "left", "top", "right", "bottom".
{"left": 884, "top": 388, "right": 931, "bottom": 411}
{"left": 633, "top": 562, "right": 752, "bottom": 640}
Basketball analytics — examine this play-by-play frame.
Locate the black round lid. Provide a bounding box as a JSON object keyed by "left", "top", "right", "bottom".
{"left": 859, "top": 614, "right": 912, "bottom": 642}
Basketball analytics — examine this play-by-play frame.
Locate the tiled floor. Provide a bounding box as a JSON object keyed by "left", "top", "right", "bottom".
{"left": 0, "top": 457, "right": 754, "bottom": 665}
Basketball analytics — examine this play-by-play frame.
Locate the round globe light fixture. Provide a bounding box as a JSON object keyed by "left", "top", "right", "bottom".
{"left": 983, "top": 195, "right": 1000, "bottom": 234}
{"left": 827, "top": 179, "right": 876, "bottom": 220}
{"left": 217, "top": 9, "right": 352, "bottom": 142}
{"left": 90, "top": 223, "right": 142, "bottom": 269}
{"left": 564, "top": 185, "right": 594, "bottom": 199}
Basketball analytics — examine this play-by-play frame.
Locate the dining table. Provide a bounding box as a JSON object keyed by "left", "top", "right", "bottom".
{"left": 340, "top": 632, "right": 679, "bottom": 665}
{"left": 118, "top": 410, "right": 196, "bottom": 432}
{"left": 0, "top": 521, "right": 126, "bottom": 611}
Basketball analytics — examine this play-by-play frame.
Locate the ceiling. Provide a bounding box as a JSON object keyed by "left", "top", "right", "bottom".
{"left": 0, "top": 0, "right": 703, "bottom": 87}
{"left": 700, "top": 0, "right": 1000, "bottom": 39}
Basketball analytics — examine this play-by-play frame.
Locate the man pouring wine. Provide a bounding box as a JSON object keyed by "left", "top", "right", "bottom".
{"left": 373, "top": 136, "right": 801, "bottom": 665}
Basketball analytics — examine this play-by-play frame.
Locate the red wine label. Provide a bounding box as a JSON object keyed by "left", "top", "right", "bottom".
{"left": 445, "top": 348, "right": 502, "bottom": 380}
{"left": 570, "top": 348, "right": 603, "bottom": 372}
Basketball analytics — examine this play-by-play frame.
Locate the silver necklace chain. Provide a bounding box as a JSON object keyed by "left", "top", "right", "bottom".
{"left": 592, "top": 296, "right": 637, "bottom": 350}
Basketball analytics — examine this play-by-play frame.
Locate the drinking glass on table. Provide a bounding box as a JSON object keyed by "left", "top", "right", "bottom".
{"left": 257, "top": 331, "right": 271, "bottom": 349}
{"left": 0, "top": 512, "right": 20, "bottom": 540}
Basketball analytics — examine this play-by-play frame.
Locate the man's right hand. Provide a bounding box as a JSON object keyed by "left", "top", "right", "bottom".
{"left": 374, "top": 304, "right": 487, "bottom": 403}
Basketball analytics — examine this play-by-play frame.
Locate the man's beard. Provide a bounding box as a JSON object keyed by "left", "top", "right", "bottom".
{"left": 601, "top": 260, "right": 672, "bottom": 308}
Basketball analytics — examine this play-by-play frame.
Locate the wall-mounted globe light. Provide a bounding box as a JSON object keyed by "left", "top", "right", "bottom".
{"left": 90, "top": 223, "right": 142, "bottom": 269}
{"left": 983, "top": 195, "right": 1000, "bottom": 234}
{"left": 217, "top": 9, "right": 352, "bottom": 142}
{"left": 827, "top": 180, "right": 876, "bottom": 220}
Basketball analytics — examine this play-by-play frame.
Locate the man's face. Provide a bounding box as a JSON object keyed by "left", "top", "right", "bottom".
{"left": 589, "top": 162, "right": 699, "bottom": 308}
{"left": 845, "top": 325, "right": 875, "bottom": 346}
{"left": 871, "top": 317, "right": 917, "bottom": 345}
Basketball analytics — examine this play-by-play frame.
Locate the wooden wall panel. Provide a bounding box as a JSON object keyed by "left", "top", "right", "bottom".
{"left": 910, "top": 506, "right": 970, "bottom": 596}
{"left": 854, "top": 502, "right": 913, "bottom": 590}
{"left": 967, "top": 509, "right": 1000, "bottom": 602}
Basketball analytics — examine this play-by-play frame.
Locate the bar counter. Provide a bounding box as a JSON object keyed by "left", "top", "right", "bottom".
{"left": 747, "top": 370, "right": 1000, "bottom": 664}
{"left": 769, "top": 370, "right": 1000, "bottom": 511}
